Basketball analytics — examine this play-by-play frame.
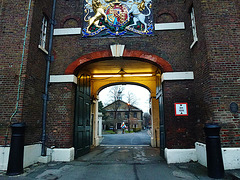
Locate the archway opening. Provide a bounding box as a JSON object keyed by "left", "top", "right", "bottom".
{"left": 71, "top": 50, "right": 171, "bottom": 157}
{"left": 98, "top": 84, "right": 151, "bottom": 146}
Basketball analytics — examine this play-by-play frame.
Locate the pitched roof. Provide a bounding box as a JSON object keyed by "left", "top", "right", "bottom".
{"left": 103, "top": 100, "right": 142, "bottom": 112}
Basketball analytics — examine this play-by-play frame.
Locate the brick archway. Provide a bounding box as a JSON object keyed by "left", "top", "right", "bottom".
{"left": 65, "top": 49, "right": 173, "bottom": 74}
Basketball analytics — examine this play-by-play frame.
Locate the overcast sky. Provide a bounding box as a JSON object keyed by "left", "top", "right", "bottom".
{"left": 99, "top": 85, "right": 150, "bottom": 113}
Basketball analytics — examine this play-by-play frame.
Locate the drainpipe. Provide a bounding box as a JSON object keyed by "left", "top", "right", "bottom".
{"left": 41, "top": 0, "right": 56, "bottom": 156}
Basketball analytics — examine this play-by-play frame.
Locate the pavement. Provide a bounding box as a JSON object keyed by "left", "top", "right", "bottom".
{"left": 0, "top": 131, "right": 239, "bottom": 180}
{"left": 1, "top": 146, "right": 239, "bottom": 180}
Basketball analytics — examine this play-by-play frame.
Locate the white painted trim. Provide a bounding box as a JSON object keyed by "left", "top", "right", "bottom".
{"left": 222, "top": 147, "right": 240, "bottom": 170}
{"left": 0, "top": 144, "right": 41, "bottom": 171}
{"left": 165, "top": 142, "right": 240, "bottom": 170}
{"left": 164, "top": 148, "right": 197, "bottom": 164}
{"left": 0, "top": 145, "right": 75, "bottom": 170}
{"left": 195, "top": 142, "right": 207, "bottom": 167}
{"left": 0, "top": 146, "right": 10, "bottom": 170}
{"left": 195, "top": 142, "right": 240, "bottom": 170}
{"left": 190, "top": 39, "right": 198, "bottom": 49}
{"left": 53, "top": 28, "right": 82, "bottom": 36}
{"left": 161, "top": 72, "right": 194, "bottom": 82}
{"left": 110, "top": 44, "right": 125, "bottom": 57}
{"left": 155, "top": 22, "right": 185, "bottom": 31}
{"left": 47, "top": 147, "right": 75, "bottom": 162}
{"left": 23, "top": 144, "right": 42, "bottom": 168}
{"left": 38, "top": 45, "right": 48, "bottom": 54}
{"left": 50, "top": 75, "right": 77, "bottom": 84}
{"left": 38, "top": 156, "right": 51, "bottom": 164}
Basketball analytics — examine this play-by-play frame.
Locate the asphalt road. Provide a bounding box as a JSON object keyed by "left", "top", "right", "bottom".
{"left": 1, "top": 139, "right": 236, "bottom": 179}
{"left": 3, "top": 146, "right": 226, "bottom": 180}
{"left": 101, "top": 130, "right": 151, "bottom": 146}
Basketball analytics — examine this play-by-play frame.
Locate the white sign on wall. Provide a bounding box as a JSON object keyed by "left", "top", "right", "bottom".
{"left": 175, "top": 103, "right": 188, "bottom": 116}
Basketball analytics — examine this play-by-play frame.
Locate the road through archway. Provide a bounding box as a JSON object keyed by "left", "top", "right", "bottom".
{"left": 101, "top": 130, "right": 151, "bottom": 146}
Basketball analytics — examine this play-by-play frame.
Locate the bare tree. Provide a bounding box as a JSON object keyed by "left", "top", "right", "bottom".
{"left": 126, "top": 91, "right": 137, "bottom": 106}
{"left": 108, "top": 85, "right": 124, "bottom": 103}
{"left": 143, "top": 112, "right": 151, "bottom": 128}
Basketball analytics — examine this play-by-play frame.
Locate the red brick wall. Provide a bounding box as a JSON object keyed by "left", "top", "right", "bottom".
{"left": 184, "top": 0, "right": 212, "bottom": 145}
{"left": 163, "top": 80, "right": 197, "bottom": 149}
{"left": 1, "top": 0, "right": 239, "bottom": 148}
{"left": 50, "top": 0, "right": 195, "bottom": 148}
{"left": 187, "top": 0, "right": 240, "bottom": 147}
{"left": 23, "top": 0, "right": 53, "bottom": 145}
{"left": 52, "top": 0, "right": 191, "bottom": 75}
{"left": 0, "top": 1, "right": 34, "bottom": 144}
{"left": 48, "top": 0, "right": 239, "bottom": 148}
{"left": 47, "top": 83, "right": 76, "bottom": 148}
{"left": 0, "top": 0, "right": 52, "bottom": 145}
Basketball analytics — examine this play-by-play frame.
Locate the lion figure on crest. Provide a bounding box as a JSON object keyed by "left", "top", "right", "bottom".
{"left": 84, "top": 0, "right": 108, "bottom": 33}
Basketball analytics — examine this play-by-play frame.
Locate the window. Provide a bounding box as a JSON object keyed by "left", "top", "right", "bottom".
{"left": 190, "top": 7, "right": 198, "bottom": 49}
{"left": 134, "top": 112, "right": 137, "bottom": 118}
{"left": 125, "top": 112, "right": 128, "bottom": 119}
{"left": 117, "top": 112, "right": 121, "bottom": 118}
{"left": 39, "top": 15, "right": 48, "bottom": 52}
{"left": 110, "top": 112, "right": 114, "bottom": 118}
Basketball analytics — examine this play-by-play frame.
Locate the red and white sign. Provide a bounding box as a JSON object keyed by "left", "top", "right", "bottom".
{"left": 175, "top": 103, "right": 188, "bottom": 116}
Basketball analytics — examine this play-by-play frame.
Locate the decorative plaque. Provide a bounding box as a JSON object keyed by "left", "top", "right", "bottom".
{"left": 83, "top": 0, "right": 153, "bottom": 37}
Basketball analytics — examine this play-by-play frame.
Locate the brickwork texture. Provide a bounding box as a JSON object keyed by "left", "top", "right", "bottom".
{"left": 0, "top": 0, "right": 239, "bottom": 149}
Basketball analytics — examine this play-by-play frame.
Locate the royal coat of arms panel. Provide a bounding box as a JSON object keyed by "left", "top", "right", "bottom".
{"left": 82, "top": 0, "right": 153, "bottom": 37}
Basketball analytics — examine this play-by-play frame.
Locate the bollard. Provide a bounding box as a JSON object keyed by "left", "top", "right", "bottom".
{"left": 204, "top": 123, "right": 224, "bottom": 179}
{"left": 7, "top": 122, "right": 26, "bottom": 176}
